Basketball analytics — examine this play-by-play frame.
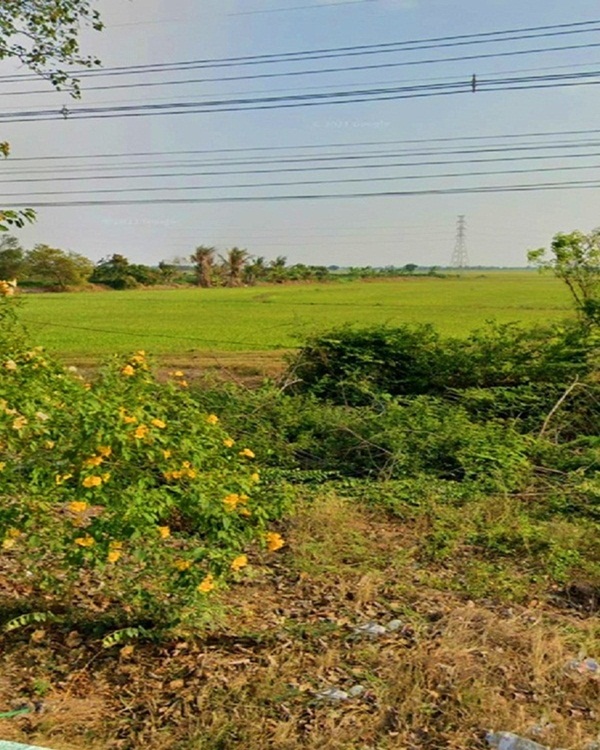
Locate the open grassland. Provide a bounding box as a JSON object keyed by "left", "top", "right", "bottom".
{"left": 18, "top": 273, "right": 571, "bottom": 363}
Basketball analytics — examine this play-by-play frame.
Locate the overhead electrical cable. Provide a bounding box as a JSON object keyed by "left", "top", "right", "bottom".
{"left": 5, "top": 148, "right": 600, "bottom": 184}
{"left": 9, "top": 126, "right": 600, "bottom": 162}
{"left": 3, "top": 149, "right": 600, "bottom": 184}
{"left": 3, "top": 70, "right": 600, "bottom": 122}
{"left": 4, "top": 40, "right": 600, "bottom": 96}
{"left": 3, "top": 137, "right": 600, "bottom": 175}
{"left": 3, "top": 178, "right": 600, "bottom": 207}
{"left": 4, "top": 161, "right": 600, "bottom": 199}
{"left": 2, "top": 16, "right": 599, "bottom": 81}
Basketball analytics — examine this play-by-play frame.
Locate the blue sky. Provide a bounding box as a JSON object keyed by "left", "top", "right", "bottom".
{"left": 3, "top": 0, "right": 600, "bottom": 267}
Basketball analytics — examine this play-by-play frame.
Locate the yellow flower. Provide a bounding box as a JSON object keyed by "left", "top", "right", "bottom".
{"left": 56, "top": 473, "right": 73, "bottom": 485}
{"left": 251, "top": 472, "right": 260, "bottom": 483}
{"left": 82, "top": 475, "right": 103, "bottom": 488}
{"left": 197, "top": 574, "right": 215, "bottom": 593}
{"left": 223, "top": 493, "right": 241, "bottom": 511}
{"left": 121, "top": 364, "right": 135, "bottom": 377}
{"left": 107, "top": 550, "right": 121, "bottom": 564}
{"left": 102, "top": 472, "right": 111, "bottom": 483}
{"left": 68, "top": 501, "right": 88, "bottom": 514}
{"left": 151, "top": 418, "right": 166, "bottom": 429}
{"left": 158, "top": 526, "right": 170, "bottom": 539}
{"left": 133, "top": 424, "right": 149, "bottom": 439}
{"left": 45, "top": 440, "right": 55, "bottom": 449}
{"left": 230, "top": 555, "right": 248, "bottom": 572}
{"left": 4, "top": 359, "right": 17, "bottom": 371}
{"left": 75, "top": 535, "right": 95, "bottom": 547}
{"left": 185, "top": 468, "right": 197, "bottom": 479}
{"left": 174, "top": 559, "right": 192, "bottom": 571}
{"left": 223, "top": 437, "right": 235, "bottom": 448}
{"left": 239, "top": 508, "right": 252, "bottom": 517}
{"left": 206, "top": 414, "right": 219, "bottom": 425}
{"left": 83, "top": 455, "right": 104, "bottom": 468}
{"left": 2, "top": 528, "right": 22, "bottom": 549}
{"left": 0, "top": 279, "right": 16, "bottom": 297}
{"left": 266, "top": 532, "right": 285, "bottom": 552}
{"left": 172, "top": 370, "right": 184, "bottom": 378}
{"left": 110, "top": 540, "right": 123, "bottom": 550}
{"left": 12, "top": 416, "right": 27, "bottom": 430}
{"left": 97, "top": 445, "right": 112, "bottom": 457}
{"left": 163, "top": 469, "right": 182, "bottom": 481}
{"left": 162, "top": 449, "right": 172, "bottom": 459}
{"left": 179, "top": 380, "right": 188, "bottom": 388}
{"left": 239, "top": 448, "right": 255, "bottom": 459}
{"left": 123, "top": 415, "right": 137, "bottom": 424}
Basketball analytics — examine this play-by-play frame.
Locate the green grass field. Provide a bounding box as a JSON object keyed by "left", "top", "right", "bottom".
{"left": 17, "top": 272, "right": 572, "bottom": 360}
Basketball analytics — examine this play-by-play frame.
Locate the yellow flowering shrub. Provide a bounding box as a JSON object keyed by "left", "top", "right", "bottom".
{"left": 0, "top": 295, "right": 291, "bottom": 632}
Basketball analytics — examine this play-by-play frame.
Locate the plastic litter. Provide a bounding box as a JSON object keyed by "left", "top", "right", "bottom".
{"left": 315, "top": 683, "right": 366, "bottom": 702}
{"left": 347, "top": 684, "right": 365, "bottom": 697}
{"left": 315, "top": 687, "right": 349, "bottom": 702}
{"left": 354, "top": 622, "right": 387, "bottom": 637}
{"left": 354, "top": 619, "right": 403, "bottom": 637}
{"left": 568, "top": 658, "right": 599, "bottom": 675}
{"left": 0, "top": 743, "right": 54, "bottom": 750}
{"left": 385, "top": 619, "right": 403, "bottom": 632}
{"left": 486, "top": 731, "right": 548, "bottom": 750}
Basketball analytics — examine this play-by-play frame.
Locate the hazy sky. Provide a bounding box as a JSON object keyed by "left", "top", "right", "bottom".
{"left": 2, "top": 0, "right": 600, "bottom": 267}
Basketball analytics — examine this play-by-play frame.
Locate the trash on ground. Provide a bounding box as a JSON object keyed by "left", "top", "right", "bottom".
{"left": 567, "top": 657, "right": 599, "bottom": 675}
{"left": 385, "top": 619, "right": 403, "bottom": 632}
{"left": 315, "top": 683, "right": 366, "bottom": 702}
{"left": 353, "top": 619, "right": 403, "bottom": 637}
{"left": 347, "top": 684, "right": 365, "bottom": 697}
{"left": 486, "top": 731, "right": 549, "bottom": 750}
{"left": 315, "top": 687, "right": 349, "bottom": 702}
{"left": 354, "top": 622, "right": 387, "bottom": 637}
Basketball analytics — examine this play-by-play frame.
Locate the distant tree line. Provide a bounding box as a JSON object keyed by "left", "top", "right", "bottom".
{"left": 0, "top": 235, "right": 436, "bottom": 291}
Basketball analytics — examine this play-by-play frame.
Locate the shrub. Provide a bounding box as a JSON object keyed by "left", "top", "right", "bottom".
{"left": 290, "top": 321, "right": 594, "bottom": 404}
{"left": 0, "top": 294, "right": 291, "bottom": 632}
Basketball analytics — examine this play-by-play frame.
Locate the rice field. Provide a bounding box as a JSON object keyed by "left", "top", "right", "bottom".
{"left": 17, "top": 272, "right": 572, "bottom": 360}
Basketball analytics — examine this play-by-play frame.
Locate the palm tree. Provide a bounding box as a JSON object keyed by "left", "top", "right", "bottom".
{"left": 268, "top": 255, "right": 287, "bottom": 284}
{"left": 243, "top": 255, "right": 267, "bottom": 286}
{"left": 190, "top": 246, "right": 215, "bottom": 288}
{"left": 221, "top": 247, "right": 250, "bottom": 287}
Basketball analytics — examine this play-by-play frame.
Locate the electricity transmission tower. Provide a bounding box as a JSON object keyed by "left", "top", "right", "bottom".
{"left": 450, "top": 215, "right": 469, "bottom": 268}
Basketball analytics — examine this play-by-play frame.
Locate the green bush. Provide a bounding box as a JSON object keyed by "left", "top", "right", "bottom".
{"left": 0, "top": 295, "right": 290, "bottom": 633}
{"left": 290, "top": 321, "right": 593, "bottom": 404}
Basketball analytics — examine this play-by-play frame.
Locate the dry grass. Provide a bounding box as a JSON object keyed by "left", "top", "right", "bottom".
{"left": 0, "top": 494, "right": 598, "bottom": 750}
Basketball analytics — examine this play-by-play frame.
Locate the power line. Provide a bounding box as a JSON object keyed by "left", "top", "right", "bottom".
{"left": 4, "top": 177, "right": 600, "bottom": 207}
{"left": 6, "top": 161, "right": 600, "bottom": 198}
{"left": 3, "top": 17, "right": 599, "bottom": 81}
{"left": 5, "top": 39, "right": 600, "bottom": 97}
{"left": 3, "top": 70, "right": 600, "bottom": 123}
{"left": 5, "top": 137, "right": 600, "bottom": 175}
{"left": 5, "top": 142, "right": 600, "bottom": 184}
{"left": 8, "top": 126, "right": 600, "bottom": 162}
{"left": 3, "top": 58, "right": 600, "bottom": 111}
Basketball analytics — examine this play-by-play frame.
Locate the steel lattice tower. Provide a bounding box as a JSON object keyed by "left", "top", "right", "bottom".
{"left": 450, "top": 215, "right": 469, "bottom": 268}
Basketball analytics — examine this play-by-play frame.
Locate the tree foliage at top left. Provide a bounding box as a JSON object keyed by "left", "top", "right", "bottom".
{"left": 0, "top": 0, "right": 104, "bottom": 96}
